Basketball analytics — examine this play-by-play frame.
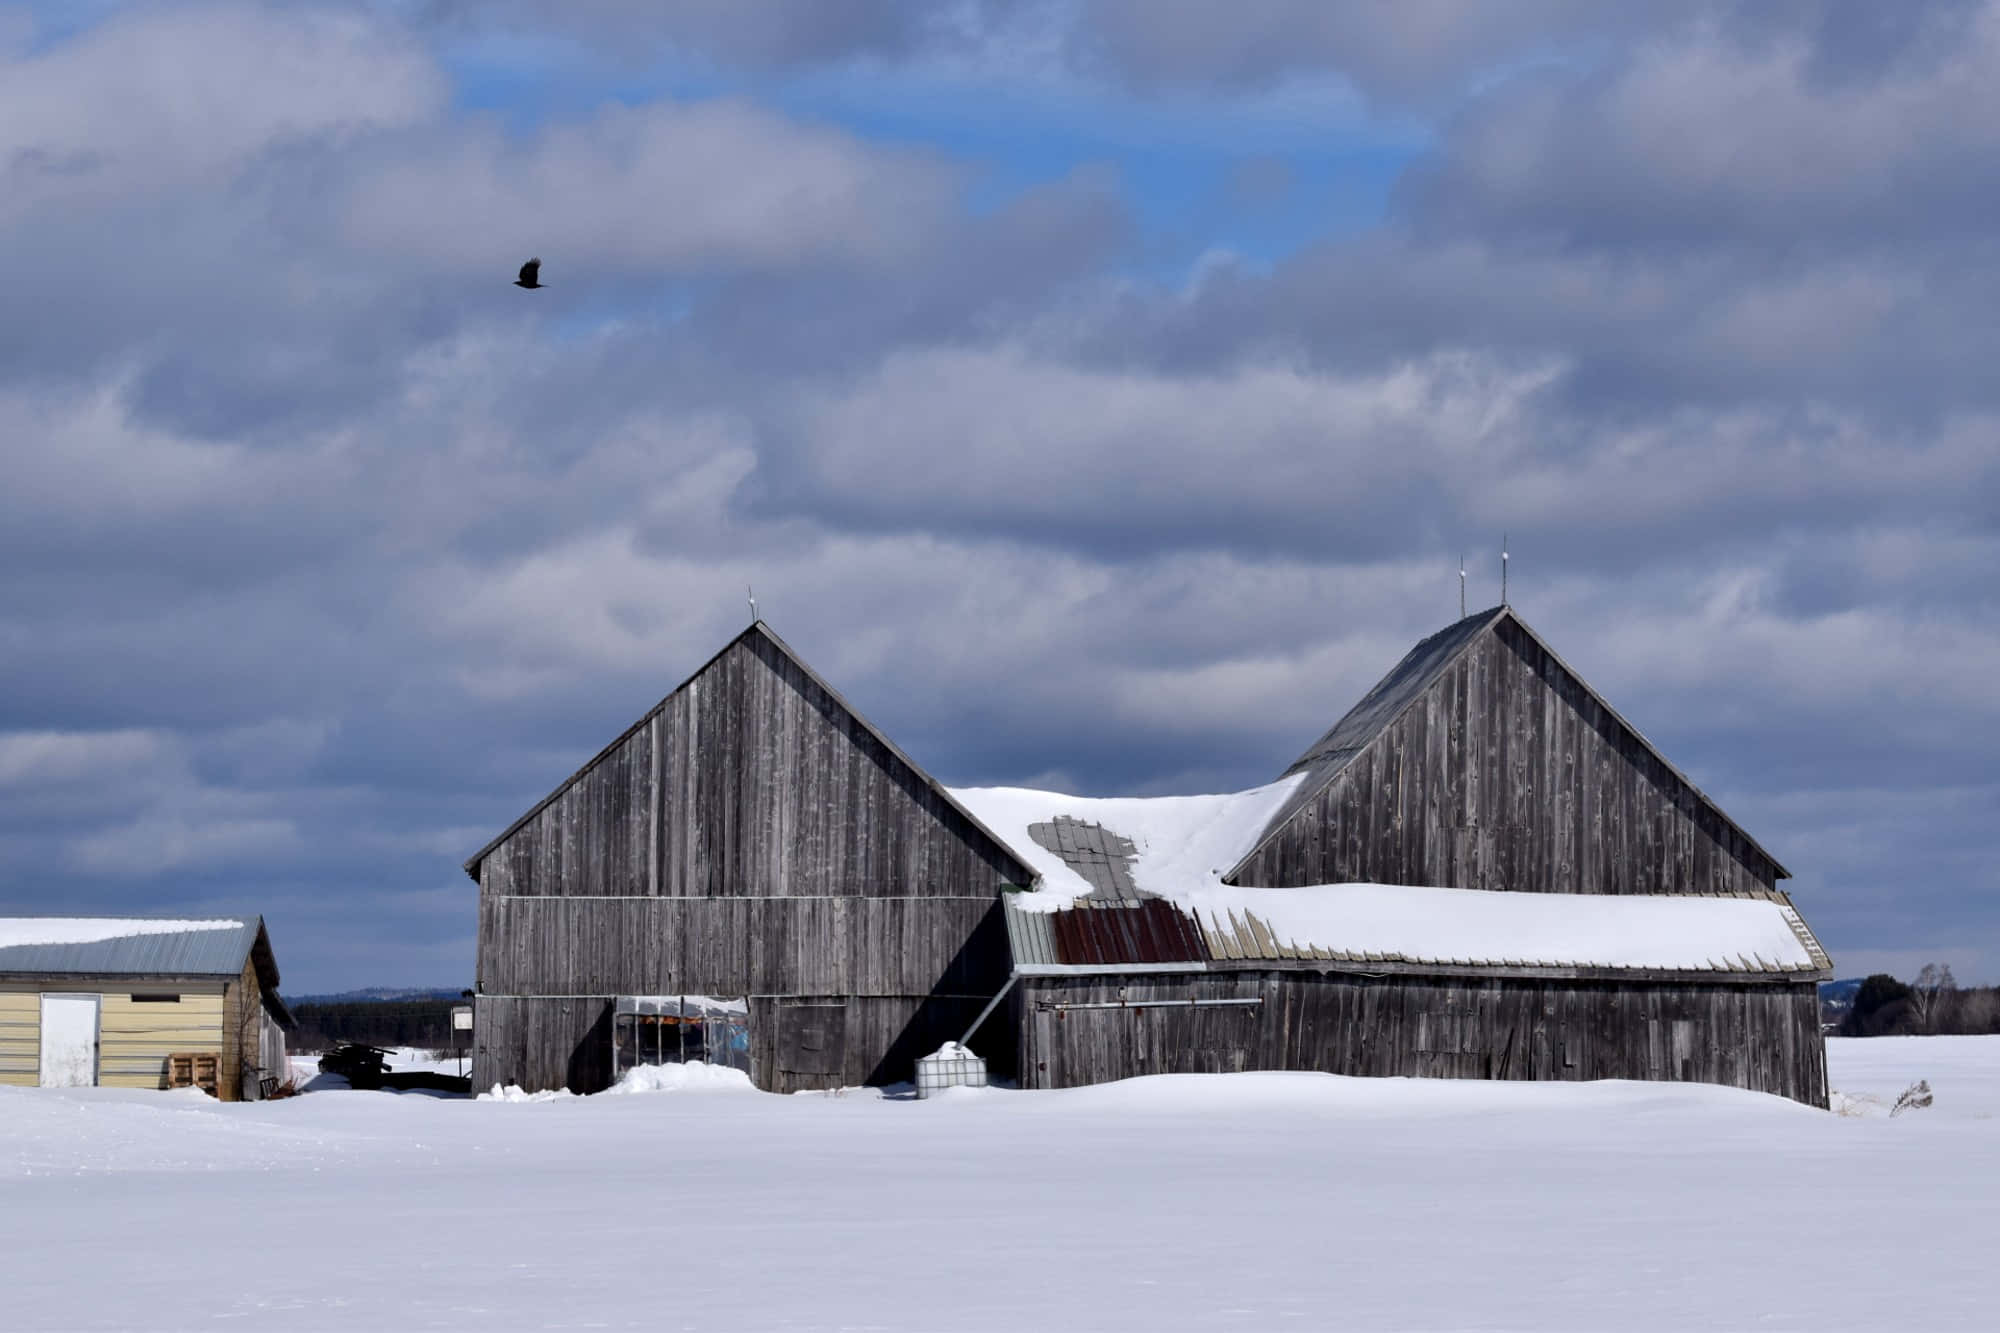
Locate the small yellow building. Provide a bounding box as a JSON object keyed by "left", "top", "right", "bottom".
{"left": 0, "top": 916, "right": 293, "bottom": 1100}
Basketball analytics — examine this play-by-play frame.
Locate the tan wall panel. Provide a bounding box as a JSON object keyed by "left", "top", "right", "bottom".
{"left": 0, "top": 980, "right": 227, "bottom": 1089}
{"left": 0, "top": 987, "right": 37, "bottom": 1085}
{"left": 100, "top": 988, "right": 226, "bottom": 1089}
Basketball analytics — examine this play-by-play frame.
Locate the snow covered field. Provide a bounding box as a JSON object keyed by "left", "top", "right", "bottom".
{"left": 3, "top": 1038, "right": 1996, "bottom": 1331}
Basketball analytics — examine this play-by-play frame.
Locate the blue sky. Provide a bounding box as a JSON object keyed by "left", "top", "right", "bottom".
{"left": 0, "top": 1, "right": 1994, "bottom": 992}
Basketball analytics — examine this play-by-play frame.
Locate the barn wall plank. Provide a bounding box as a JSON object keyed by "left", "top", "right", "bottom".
{"left": 1017, "top": 972, "right": 1826, "bottom": 1107}
{"left": 1234, "top": 621, "right": 1782, "bottom": 895}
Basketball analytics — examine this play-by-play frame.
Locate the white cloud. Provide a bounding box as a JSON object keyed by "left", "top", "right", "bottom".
{"left": 0, "top": 729, "right": 175, "bottom": 787}
{"left": 0, "top": 4, "right": 443, "bottom": 222}
{"left": 338, "top": 98, "right": 957, "bottom": 274}
{"left": 69, "top": 814, "right": 301, "bottom": 875}
{"left": 1, "top": 2, "right": 1995, "bottom": 988}
{"left": 785, "top": 342, "right": 1562, "bottom": 534}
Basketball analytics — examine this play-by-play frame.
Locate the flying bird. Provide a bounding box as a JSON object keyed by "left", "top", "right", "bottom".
{"left": 514, "top": 258, "right": 543, "bottom": 289}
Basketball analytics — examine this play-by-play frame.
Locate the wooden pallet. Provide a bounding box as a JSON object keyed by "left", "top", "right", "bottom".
{"left": 166, "top": 1051, "right": 221, "bottom": 1097}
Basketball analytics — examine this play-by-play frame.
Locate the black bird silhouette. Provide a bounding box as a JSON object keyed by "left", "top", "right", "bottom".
{"left": 514, "top": 258, "right": 543, "bottom": 289}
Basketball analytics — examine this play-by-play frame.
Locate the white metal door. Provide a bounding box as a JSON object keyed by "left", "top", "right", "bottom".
{"left": 39, "top": 994, "right": 100, "bottom": 1087}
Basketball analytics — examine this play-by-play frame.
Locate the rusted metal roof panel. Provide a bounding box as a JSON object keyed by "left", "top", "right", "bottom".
{"left": 1001, "top": 897, "right": 1209, "bottom": 975}
{"left": 1048, "top": 898, "right": 1207, "bottom": 966}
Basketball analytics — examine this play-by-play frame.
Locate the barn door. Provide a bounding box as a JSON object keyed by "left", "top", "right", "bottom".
{"left": 777, "top": 1002, "right": 847, "bottom": 1079}
{"left": 39, "top": 994, "right": 100, "bottom": 1087}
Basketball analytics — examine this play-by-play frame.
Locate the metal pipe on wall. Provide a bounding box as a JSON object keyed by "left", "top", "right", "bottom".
{"left": 957, "top": 974, "right": 1019, "bottom": 1047}
{"left": 1039, "top": 997, "right": 1263, "bottom": 1013}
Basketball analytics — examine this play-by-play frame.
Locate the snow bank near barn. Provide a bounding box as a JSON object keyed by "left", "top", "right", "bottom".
{"left": 604, "top": 1062, "right": 757, "bottom": 1095}
{"left": 480, "top": 1083, "right": 575, "bottom": 1102}
{"left": 480, "top": 1061, "right": 759, "bottom": 1101}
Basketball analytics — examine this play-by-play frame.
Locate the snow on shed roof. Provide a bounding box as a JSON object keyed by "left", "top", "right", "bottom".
{"left": 1179, "top": 882, "right": 1826, "bottom": 975}
{"left": 999, "top": 889, "right": 1826, "bottom": 978}
{"left": 0, "top": 917, "right": 280, "bottom": 987}
{"left": 953, "top": 784, "right": 1829, "bottom": 979}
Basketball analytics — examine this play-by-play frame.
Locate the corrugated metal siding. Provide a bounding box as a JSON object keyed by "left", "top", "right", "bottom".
{"left": 1003, "top": 898, "right": 1058, "bottom": 969}
{"left": 0, "top": 920, "right": 258, "bottom": 978}
{"left": 1004, "top": 899, "right": 1209, "bottom": 975}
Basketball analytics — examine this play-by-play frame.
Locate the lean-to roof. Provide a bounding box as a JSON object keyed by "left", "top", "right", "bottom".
{"left": 955, "top": 783, "right": 1828, "bottom": 982}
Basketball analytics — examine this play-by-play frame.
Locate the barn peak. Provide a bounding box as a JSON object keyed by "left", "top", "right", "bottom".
{"left": 461, "top": 618, "right": 1035, "bottom": 889}
{"left": 1224, "top": 605, "right": 1791, "bottom": 889}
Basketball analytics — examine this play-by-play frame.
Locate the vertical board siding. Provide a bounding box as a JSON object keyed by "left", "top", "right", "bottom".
{"left": 1235, "top": 622, "right": 1782, "bottom": 895}
{"left": 472, "top": 628, "right": 1027, "bottom": 1094}
{"left": 482, "top": 635, "right": 1023, "bottom": 903}
{"left": 478, "top": 897, "right": 1006, "bottom": 1000}
{"left": 477, "top": 991, "right": 1013, "bottom": 1096}
{"left": 1020, "top": 972, "right": 1827, "bottom": 1107}
{"left": 473, "top": 620, "right": 1820, "bottom": 1105}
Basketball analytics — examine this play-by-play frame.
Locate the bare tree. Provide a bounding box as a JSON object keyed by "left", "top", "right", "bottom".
{"left": 1955, "top": 987, "right": 1999, "bottom": 1034}
{"left": 1908, "top": 963, "right": 1958, "bottom": 1034}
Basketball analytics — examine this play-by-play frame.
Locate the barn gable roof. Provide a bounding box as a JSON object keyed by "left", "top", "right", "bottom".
{"left": 1222, "top": 605, "right": 1791, "bottom": 885}
{"left": 0, "top": 916, "right": 290, "bottom": 1024}
{"left": 463, "top": 621, "right": 1040, "bottom": 887}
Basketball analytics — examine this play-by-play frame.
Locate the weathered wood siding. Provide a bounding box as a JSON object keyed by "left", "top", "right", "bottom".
{"left": 478, "top": 631, "right": 1027, "bottom": 902}
{"left": 1234, "top": 619, "right": 1782, "bottom": 895}
{"left": 472, "top": 627, "right": 1029, "bottom": 1094}
{"left": 1020, "top": 971, "right": 1827, "bottom": 1107}
{"left": 478, "top": 896, "right": 1006, "bottom": 999}
{"left": 475, "top": 992, "right": 1012, "bottom": 1095}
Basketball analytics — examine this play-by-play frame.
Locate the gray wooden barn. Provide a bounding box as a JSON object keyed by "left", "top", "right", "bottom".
{"left": 467, "top": 606, "right": 1831, "bottom": 1104}
{"left": 465, "top": 622, "right": 1035, "bottom": 1094}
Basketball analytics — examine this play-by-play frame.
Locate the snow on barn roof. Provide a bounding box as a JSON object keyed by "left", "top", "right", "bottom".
{"left": 950, "top": 780, "right": 1309, "bottom": 907}
{"left": 950, "top": 784, "right": 1830, "bottom": 979}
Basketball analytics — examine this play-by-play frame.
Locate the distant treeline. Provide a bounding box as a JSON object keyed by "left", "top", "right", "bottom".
{"left": 1839, "top": 967, "right": 2000, "bottom": 1037}
{"left": 283, "top": 997, "right": 468, "bottom": 1052}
